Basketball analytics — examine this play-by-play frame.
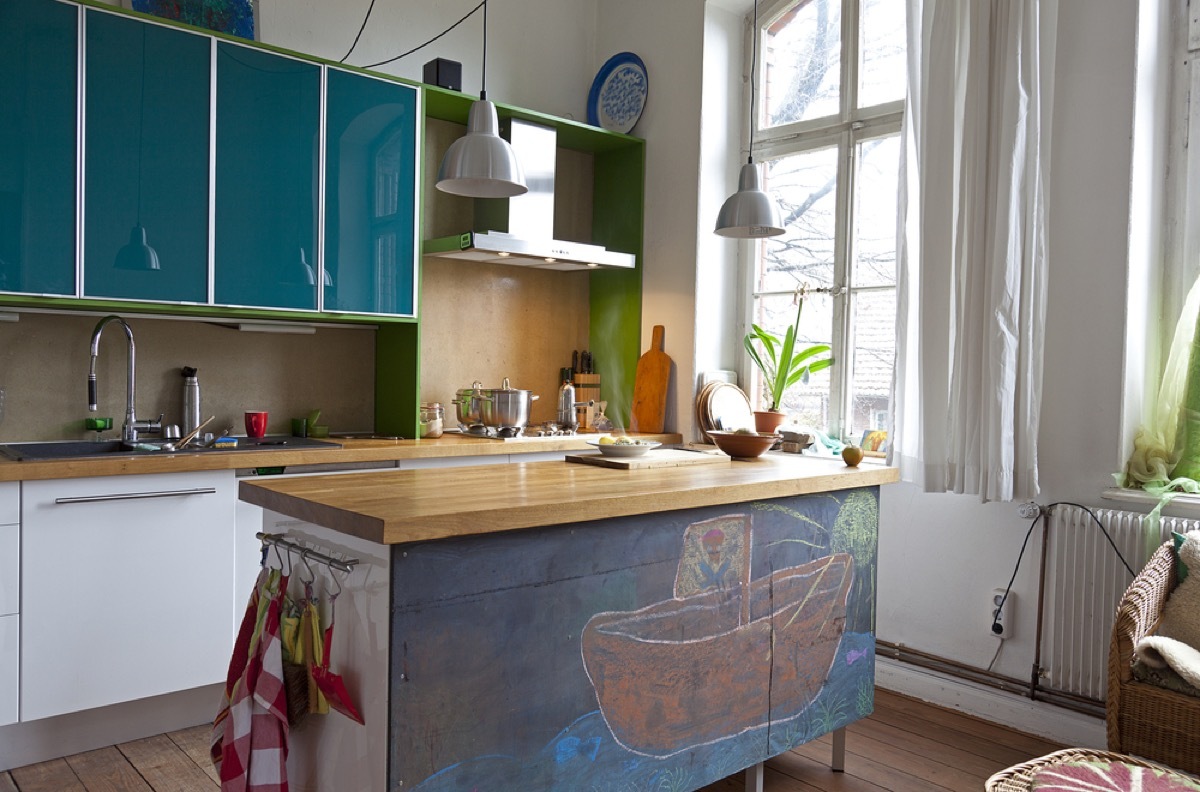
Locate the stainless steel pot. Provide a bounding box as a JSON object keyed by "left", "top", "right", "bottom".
{"left": 477, "top": 378, "right": 538, "bottom": 431}
{"left": 452, "top": 381, "right": 485, "bottom": 428}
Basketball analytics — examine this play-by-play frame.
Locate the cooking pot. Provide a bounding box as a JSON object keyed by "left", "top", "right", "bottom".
{"left": 452, "top": 381, "right": 485, "bottom": 428}
{"left": 477, "top": 378, "right": 538, "bottom": 430}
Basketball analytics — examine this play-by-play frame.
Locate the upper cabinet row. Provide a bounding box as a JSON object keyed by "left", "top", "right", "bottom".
{"left": 0, "top": 0, "right": 419, "bottom": 319}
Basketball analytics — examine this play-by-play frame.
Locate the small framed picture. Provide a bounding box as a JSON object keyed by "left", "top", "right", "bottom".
{"left": 860, "top": 429, "right": 887, "bottom": 453}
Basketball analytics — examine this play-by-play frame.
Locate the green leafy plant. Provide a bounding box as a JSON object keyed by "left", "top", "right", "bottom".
{"left": 743, "top": 296, "right": 832, "bottom": 412}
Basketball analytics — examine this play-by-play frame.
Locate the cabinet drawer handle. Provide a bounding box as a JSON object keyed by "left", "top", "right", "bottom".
{"left": 53, "top": 487, "right": 218, "bottom": 505}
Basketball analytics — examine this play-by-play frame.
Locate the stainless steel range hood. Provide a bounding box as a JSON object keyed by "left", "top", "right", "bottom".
{"left": 423, "top": 119, "right": 635, "bottom": 271}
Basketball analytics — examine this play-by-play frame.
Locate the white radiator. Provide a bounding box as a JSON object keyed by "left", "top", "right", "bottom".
{"left": 1041, "top": 505, "right": 1200, "bottom": 701}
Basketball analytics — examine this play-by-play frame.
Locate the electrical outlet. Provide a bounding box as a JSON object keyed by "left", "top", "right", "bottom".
{"left": 990, "top": 588, "right": 1013, "bottom": 638}
{"left": 1017, "top": 502, "right": 1042, "bottom": 520}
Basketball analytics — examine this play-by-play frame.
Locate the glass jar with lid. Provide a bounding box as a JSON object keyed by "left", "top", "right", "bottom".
{"left": 419, "top": 402, "right": 444, "bottom": 438}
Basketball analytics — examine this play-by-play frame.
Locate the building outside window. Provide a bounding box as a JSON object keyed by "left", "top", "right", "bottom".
{"left": 744, "top": 0, "right": 904, "bottom": 442}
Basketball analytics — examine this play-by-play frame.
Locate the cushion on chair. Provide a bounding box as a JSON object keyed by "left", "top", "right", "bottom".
{"left": 1133, "top": 658, "right": 1200, "bottom": 698}
{"left": 1031, "top": 759, "right": 1200, "bottom": 791}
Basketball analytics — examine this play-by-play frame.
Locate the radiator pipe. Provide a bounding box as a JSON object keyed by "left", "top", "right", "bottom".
{"left": 1031, "top": 508, "right": 1051, "bottom": 700}
{"left": 875, "top": 639, "right": 1103, "bottom": 718}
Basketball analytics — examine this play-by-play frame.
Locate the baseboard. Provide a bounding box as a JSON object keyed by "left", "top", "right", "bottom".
{"left": 876, "top": 656, "right": 1107, "bottom": 748}
{"left": 0, "top": 683, "right": 221, "bottom": 772}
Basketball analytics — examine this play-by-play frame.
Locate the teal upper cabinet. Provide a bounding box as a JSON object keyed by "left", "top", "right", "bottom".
{"left": 323, "top": 68, "right": 419, "bottom": 317}
{"left": 214, "top": 43, "right": 321, "bottom": 311}
{"left": 84, "top": 11, "right": 211, "bottom": 303}
{"left": 0, "top": 0, "right": 77, "bottom": 296}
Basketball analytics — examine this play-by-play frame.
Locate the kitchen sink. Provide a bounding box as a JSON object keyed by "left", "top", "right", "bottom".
{"left": 0, "top": 436, "right": 342, "bottom": 461}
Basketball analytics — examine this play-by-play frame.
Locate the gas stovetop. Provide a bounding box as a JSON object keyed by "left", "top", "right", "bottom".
{"left": 454, "top": 423, "right": 578, "bottom": 440}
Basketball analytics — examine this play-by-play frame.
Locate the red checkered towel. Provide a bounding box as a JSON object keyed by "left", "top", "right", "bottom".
{"left": 212, "top": 567, "right": 291, "bottom": 792}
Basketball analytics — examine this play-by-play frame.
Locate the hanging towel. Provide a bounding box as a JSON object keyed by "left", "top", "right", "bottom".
{"left": 211, "top": 567, "right": 291, "bottom": 792}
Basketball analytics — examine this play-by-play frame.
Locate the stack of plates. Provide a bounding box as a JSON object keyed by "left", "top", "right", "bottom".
{"left": 694, "top": 382, "right": 754, "bottom": 440}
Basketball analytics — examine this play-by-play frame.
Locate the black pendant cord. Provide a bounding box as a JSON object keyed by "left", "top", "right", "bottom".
{"left": 480, "top": 0, "right": 488, "bottom": 100}
{"left": 747, "top": 0, "right": 759, "bottom": 167}
{"left": 359, "top": 0, "right": 486, "bottom": 71}
{"left": 339, "top": 0, "right": 378, "bottom": 63}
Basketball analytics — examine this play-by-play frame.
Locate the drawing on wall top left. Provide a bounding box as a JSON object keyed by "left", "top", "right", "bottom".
{"left": 130, "top": 0, "right": 255, "bottom": 40}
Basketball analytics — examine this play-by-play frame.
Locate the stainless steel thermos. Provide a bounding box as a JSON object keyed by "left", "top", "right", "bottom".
{"left": 557, "top": 379, "right": 578, "bottom": 431}
{"left": 181, "top": 366, "right": 200, "bottom": 444}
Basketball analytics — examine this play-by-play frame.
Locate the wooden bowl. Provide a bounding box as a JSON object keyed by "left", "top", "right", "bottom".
{"left": 707, "top": 430, "right": 778, "bottom": 458}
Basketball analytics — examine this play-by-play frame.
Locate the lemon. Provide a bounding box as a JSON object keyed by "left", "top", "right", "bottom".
{"left": 599, "top": 436, "right": 616, "bottom": 445}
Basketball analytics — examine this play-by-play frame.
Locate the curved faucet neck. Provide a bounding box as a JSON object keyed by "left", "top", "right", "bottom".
{"left": 89, "top": 315, "right": 139, "bottom": 443}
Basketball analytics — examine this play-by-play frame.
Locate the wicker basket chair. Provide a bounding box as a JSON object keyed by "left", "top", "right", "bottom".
{"left": 985, "top": 747, "right": 1184, "bottom": 792}
{"left": 1107, "top": 540, "right": 1200, "bottom": 775}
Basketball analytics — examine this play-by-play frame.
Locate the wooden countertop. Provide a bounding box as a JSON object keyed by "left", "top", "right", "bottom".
{"left": 239, "top": 454, "right": 899, "bottom": 545}
{"left": 0, "top": 432, "right": 682, "bottom": 482}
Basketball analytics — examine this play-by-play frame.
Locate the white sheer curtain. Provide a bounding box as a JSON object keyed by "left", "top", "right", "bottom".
{"left": 891, "top": 0, "right": 1058, "bottom": 502}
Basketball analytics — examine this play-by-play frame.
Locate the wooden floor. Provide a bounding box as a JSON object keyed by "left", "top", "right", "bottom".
{"left": 1, "top": 689, "right": 1062, "bottom": 791}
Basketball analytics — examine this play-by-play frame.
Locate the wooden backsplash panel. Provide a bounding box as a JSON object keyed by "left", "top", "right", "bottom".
{"left": 418, "top": 258, "right": 590, "bottom": 426}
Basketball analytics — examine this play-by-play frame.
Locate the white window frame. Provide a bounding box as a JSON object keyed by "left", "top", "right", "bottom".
{"left": 740, "top": 0, "right": 903, "bottom": 440}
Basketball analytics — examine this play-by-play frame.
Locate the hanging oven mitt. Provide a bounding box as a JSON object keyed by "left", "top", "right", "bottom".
{"left": 311, "top": 595, "right": 365, "bottom": 725}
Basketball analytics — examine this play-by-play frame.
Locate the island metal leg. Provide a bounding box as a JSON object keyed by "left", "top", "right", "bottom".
{"left": 745, "top": 761, "right": 764, "bottom": 792}
{"left": 832, "top": 726, "right": 846, "bottom": 772}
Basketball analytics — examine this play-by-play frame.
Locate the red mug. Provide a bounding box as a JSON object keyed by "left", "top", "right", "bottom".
{"left": 244, "top": 410, "right": 268, "bottom": 438}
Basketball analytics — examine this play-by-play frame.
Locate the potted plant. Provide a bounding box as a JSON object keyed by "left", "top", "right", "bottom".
{"left": 743, "top": 295, "right": 832, "bottom": 433}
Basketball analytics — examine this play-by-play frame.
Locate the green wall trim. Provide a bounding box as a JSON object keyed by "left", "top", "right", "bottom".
{"left": 588, "top": 143, "right": 646, "bottom": 429}
{"left": 423, "top": 86, "right": 642, "bottom": 153}
{"left": 0, "top": 295, "right": 417, "bottom": 325}
{"left": 376, "top": 323, "right": 421, "bottom": 438}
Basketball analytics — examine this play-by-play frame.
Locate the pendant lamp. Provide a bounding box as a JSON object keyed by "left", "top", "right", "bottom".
{"left": 436, "top": 0, "right": 527, "bottom": 198}
{"left": 115, "top": 25, "right": 161, "bottom": 270}
{"left": 715, "top": 0, "right": 784, "bottom": 238}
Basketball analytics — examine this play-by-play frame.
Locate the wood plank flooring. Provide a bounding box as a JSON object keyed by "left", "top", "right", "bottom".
{"left": 2, "top": 690, "right": 1062, "bottom": 791}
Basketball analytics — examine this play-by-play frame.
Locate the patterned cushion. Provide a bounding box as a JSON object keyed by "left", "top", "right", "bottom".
{"left": 1032, "top": 759, "right": 1200, "bottom": 791}
{"left": 1133, "top": 657, "right": 1200, "bottom": 698}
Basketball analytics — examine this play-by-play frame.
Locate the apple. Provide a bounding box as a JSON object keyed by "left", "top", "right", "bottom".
{"left": 841, "top": 445, "right": 864, "bottom": 467}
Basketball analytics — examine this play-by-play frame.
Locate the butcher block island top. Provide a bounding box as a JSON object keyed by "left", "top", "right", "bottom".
{"left": 238, "top": 453, "right": 899, "bottom": 545}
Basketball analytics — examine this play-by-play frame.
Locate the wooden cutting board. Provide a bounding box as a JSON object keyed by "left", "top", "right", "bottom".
{"left": 565, "top": 449, "right": 730, "bottom": 470}
{"left": 630, "top": 325, "right": 671, "bottom": 433}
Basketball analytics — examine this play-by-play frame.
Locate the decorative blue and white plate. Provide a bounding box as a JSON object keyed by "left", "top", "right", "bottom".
{"left": 587, "top": 52, "right": 648, "bottom": 134}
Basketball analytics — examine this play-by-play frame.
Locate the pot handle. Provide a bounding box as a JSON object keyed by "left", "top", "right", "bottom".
{"left": 530, "top": 394, "right": 539, "bottom": 402}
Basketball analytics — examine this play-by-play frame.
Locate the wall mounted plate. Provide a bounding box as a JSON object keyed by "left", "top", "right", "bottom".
{"left": 587, "top": 52, "right": 648, "bottom": 134}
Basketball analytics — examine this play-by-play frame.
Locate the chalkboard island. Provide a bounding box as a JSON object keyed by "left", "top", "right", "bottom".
{"left": 237, "top": 453, "right": 899, "bottom": 792}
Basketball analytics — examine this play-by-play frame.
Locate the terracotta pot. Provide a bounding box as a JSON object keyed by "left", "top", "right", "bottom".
{"left": 753, "top": 410, "right": 787, "bottom": 434}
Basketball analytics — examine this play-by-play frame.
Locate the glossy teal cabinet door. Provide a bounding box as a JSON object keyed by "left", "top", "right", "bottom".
{"left": 324, "top": 69, "right": 419, "bottom": 317}
{"left": 0, "top": 0, "right": 77, "bottom": 296}
{"left": 214, "top": 43, "right": 320, "bottom": 311}
{"left": 84, "top": 11, "right": 211, "bottom": 303}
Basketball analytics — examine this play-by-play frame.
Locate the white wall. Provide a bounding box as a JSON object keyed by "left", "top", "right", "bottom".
{"left": 595, "top": 0, "right": 708, "bottom": 437}
{"left": 878, "top": 0, "right": 1139, "bottom": 694}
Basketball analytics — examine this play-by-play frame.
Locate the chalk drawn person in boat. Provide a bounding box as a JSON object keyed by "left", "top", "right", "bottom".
{"left": 674, "top": 515, "right": 749, "bottom": 597}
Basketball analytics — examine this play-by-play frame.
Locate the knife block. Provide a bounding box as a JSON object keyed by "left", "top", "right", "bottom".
{"left": 573, "top": 373, "right": 600, "bottom": 430}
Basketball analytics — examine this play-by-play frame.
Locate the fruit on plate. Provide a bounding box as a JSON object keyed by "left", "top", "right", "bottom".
{"left": 599, "top": 436, "right": 616, "bottom": 445}
{"left": 841, "top": 445, "right": 864, "bottom": 467}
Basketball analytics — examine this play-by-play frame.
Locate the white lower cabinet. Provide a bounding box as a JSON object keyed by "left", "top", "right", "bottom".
{"left": 0, "top": 614, "right": 17, "bottom": 726}
{"left": 1, "top": 481, "right": 20, "bottom": 727}
{"left": 20, "top": 470, "right": 237, "bottom": 721}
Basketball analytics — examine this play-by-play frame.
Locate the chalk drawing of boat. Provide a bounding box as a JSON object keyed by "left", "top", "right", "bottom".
{"left": 581, "top": 514, "right": 852, "bottom": 757}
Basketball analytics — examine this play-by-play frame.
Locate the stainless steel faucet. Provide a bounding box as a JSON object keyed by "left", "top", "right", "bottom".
{"left": 88, "top": 315, "right": 161, "bottom": 444}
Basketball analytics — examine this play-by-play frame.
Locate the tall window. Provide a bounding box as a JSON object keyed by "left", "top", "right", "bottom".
{"left": 745, "top": 0, "right": 904, "bottom": 441}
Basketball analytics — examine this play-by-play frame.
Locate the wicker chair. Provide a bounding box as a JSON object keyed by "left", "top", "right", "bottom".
{"left": 1107, "top": 540, "right": 1200, "bottom": 775}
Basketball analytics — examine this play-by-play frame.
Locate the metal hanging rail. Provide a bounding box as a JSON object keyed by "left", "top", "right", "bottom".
{"left": 256, "top": 532, "right": 359, "bottom": 574}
